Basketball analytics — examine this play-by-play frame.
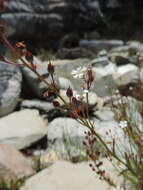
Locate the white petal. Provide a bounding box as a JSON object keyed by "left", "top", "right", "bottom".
{"left": 83, "top": 89, "right": 89, "bottom": 93}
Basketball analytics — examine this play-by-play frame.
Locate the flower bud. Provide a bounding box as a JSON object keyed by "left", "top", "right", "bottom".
{"left": 71, "top": 97, "right": 78, "bottom": 104}
{"left": 53, "top": 101, "right": 60, "bottom": 107}
{"left": 66, "top": 87, "right": 73, "bottom": 98}
{"left": 87, "top": 67, "right": 94, "bottom": 83}
{"left": 47, "top": 62, "right": 54, "bottom": 74}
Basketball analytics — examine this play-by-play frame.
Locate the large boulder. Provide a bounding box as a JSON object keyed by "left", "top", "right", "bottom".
{"left": 0, "top": 61, "right": 22, "bottom": 117}
{"left": 21, "top": 99, "right": 54, "bottom": 112}
{"left": 47, "top": 117, "right": 87, "bottom": 157}
{"left": 0, "top": 109, "right": 48, "bottom": 149}
{"left": 20, "top": 160, "right": 122, "bottom": 190}
{"left": 46, "top": 115, "right": 118, "bottom": 158}
{"left": 113, "top": 64, "right": 139, "bottom": 86}
{"left": 0, "top": 144, "right": 34, "bottom": 181}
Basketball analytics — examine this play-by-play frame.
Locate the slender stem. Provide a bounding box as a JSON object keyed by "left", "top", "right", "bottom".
{"left": 89, "top": 125, "right": 138, "bottom": 178}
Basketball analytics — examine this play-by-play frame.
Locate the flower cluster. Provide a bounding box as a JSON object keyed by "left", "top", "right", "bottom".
{"left": 75, "top": 90, "right": 89, "bottom": 101}
{"left": 71, "top": 66, "right": 86, "bottom": 79}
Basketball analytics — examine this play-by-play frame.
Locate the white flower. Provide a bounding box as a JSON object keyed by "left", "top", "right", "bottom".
{"left": 75, "top": 94, "right": 81, "bottom": 100}
{"left": 75, "top": 90, "right": 89, "bottom": 101}
{"left": 83, "top": 89, "right": 89, "bottom": 94}
{"left": 129, "top": 86, "right": 133, "bottom": 91}
{"left": 119, "top": 120, "right": 128, "bottom": 129}
{"left": 113, "top": 186, "right": 124, "bottom": 190}
{"left": 71, "top": 67, "right": 86, "bottom": 79}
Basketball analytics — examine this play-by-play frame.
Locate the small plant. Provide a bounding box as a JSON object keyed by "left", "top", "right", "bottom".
{"left": 1, "top": 2, "right": 143, "bottom": 189}
{"left": 32, "top": 155, "right": 43, "bottom": 173}
{"left": 0, "top": 177, "right": 25, "bottom": 190}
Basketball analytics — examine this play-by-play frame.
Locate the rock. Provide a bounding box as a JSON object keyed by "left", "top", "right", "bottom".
{"left": 47, "top": 117, "right": 87, "bottom": 157}
{"left": 108, "top": 52, "right": 129, "bottom": 64}
{"left": 0, "top": 109, "right": 48, "bottom": 149}
{"left": 125, "top": 97, "right": 143, "bottom": 131}
{"left": 94, "top": 107, "right": 115, "bottom": 121}
{"left": 2, "top": 0, "right": 65, "bottom": 47}
{"left": 115, "top": 56, "right": 130, "bottom": 65}
{"left": 96, "top": 96, "right": 143, "bottom": 155}
{"left": 97, "top": 49, "right": 108, "bottom": 56}
{"left": 79, "top": 40, "right": 124, "bottom": 52}
{"left": 90, "top": 63, "right": 118, "bottom": 97}
{"left": 139, "top": 68, "right": 143, "bottom": 83}
{"left": 93, "top": 75, "right": 117, "bottom": 97}
{"left": 33, "top": 150, "right": 45, "bottom": 157}
{"left": 110, "top": 45, "right": 129, "bottom": 53}
{"left": 20, "top": 99, "right": 65, "bottom": 122}
{"left": 86, "top": 30, "right": 101, "bottom": 40}
{"left": 91, "top": 116, "right": 129, "bottom": 154}
{"left": 40, "top": 151, "right": 59, "bottom": 166}
{"left": 92, "top": 62, "right": 117, "bottom": 79}
{"left": 92, "top": 62, "right": 117, "bottom": 76}
{"left": 0, "top": 144, "right": 34, "bottom": 181}
{"left": 59, "top": 33, "right": 79, "bottom": 48}
{"left": 94, "top": 119, "right": 129, "bottom": 153}
{"left": 107, "top": 0, "right": 121, "bottom": 8}
{"left": 20, "top": 160, "right": 122, "bottom": 190}
{"left": 19, "top": 56, "right": 59, "bottom": 99}
{"left": 128, "top": 41, "right": 143, "bottom": 54}
{"left": 83, "top": 92, "right": 98, "bottom": 105}
{"left": 2, "top": 0, "right": 143, "bottom": 50}
{"left": 21, "top": 100, "right": 54, "bottom": 112}
{"left": 57, "top": 47, "right": 95, "bottom": 59}
{"left": 115, "top": 97, "right": 143, "bottom": 153}
{"left": 89, "top": 49, "right": 110, "bottom": 67}
{"left": 89, "top": 57, "right": 110, "bottom": 67}
{"left": 113, "top": 64, "right": 139, "bottom": 86}
{"left": 42, "top": 108, "right": 66, "bottom": 122}
{"left": 0, "top": 61, "right": 22, "bottom": 117}
{"left": 58, "top": 77, "right": 74, "bottom": 90}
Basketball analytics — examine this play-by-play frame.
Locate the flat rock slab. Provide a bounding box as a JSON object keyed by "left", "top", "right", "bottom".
{"left": 0, "top": 109, "right": 48, "bottom": 149}
{"left": 20, "top": 160, "right": 122, "bottom": 190}
{"left": 0, "top": 144, "right": 34, "bottom": 180}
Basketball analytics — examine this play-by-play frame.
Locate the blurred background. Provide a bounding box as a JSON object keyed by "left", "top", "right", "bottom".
{"left": 2, "top": 0, "right": 143, "bottom": 54}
